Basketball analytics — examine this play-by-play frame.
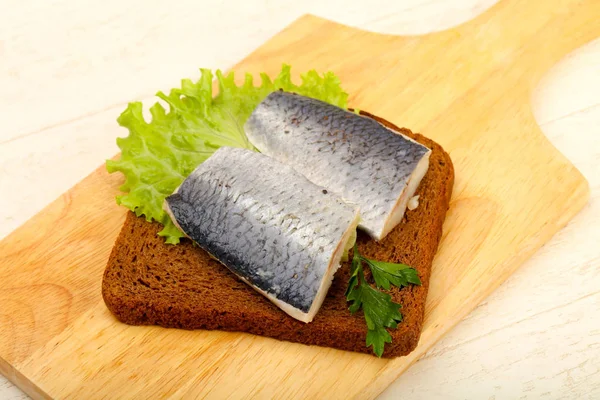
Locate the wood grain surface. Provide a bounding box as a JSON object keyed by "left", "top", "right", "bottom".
{"left": 1, "top": 0, "right": 599, "bottom": 398}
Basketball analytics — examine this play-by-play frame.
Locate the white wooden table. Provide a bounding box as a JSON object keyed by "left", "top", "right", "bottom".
{"left": 1, "top": 0, "right": 598, "bottom": 398}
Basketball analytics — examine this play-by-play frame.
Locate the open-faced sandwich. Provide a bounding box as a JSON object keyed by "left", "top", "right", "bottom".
{"left": 102, "top": 65, "right": 454, "bottom": 357}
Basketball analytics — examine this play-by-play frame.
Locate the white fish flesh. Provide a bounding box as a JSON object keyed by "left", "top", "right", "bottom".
{"left": 245, "top": 91, "right": 431, "bottom": 240}
{"left": 164, "top": 147, "right": 360, "bottom": 323}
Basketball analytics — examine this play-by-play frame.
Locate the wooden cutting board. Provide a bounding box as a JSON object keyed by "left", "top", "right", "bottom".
{"left": 1, "top": 0, "right": 598, "bottom": 398}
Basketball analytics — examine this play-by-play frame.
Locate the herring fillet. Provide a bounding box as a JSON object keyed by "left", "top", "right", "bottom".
{"left": 164, "top": 147, "right": 360, "bottom": 323}
{"left": 244, "top": 91, "right": 432, "bottom": 240}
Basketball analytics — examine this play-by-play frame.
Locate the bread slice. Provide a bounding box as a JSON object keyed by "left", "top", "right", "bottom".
{"left": 102, "top": 111, "right": 454, "bottom": 358}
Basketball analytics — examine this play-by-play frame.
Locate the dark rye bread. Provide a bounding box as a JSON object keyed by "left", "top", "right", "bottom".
{"left": 102, "top": 111, "right": 454, "bottom": 358}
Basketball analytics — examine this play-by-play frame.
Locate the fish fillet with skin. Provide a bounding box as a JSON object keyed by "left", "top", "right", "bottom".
{"left": 164, "top": 147, "right": 360, "bottom": 323}
{"left": 245, "top": 91, "right": 431, "bottom": 240}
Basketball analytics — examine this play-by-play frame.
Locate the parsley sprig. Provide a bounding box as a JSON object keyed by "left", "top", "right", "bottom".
{"left": 345, "top": 245, "right": 422, "bottom": 357}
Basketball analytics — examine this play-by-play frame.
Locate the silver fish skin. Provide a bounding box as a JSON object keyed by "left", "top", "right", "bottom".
{"left": 244, "top": 91, "right": 431, "bottom": 240}
{"left": 164, "top": 147, "right": 360, "bottom": 323}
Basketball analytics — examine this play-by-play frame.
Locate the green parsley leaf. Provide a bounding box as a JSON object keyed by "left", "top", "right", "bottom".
{"left": 362, "top": 258, "right": 422, "bottom": 290}
{"left": 346, "top": 245, "right": 421, "bottom": 357}
{"left": 107, "top": 64, "right": 348, "bottom": 244}
{"left": 344, "top": 247, "right": 362, "bottom": 297}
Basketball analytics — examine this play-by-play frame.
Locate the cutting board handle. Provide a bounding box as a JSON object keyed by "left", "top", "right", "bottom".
{"left": 457, "top": 0, "right": 600, "bottom": 88}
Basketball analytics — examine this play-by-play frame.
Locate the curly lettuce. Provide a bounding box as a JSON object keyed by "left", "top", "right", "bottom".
{"left": 107, "top": 64, "right": 349, "bottom": 243}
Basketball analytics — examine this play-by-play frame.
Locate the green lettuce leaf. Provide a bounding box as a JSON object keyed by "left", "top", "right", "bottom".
{"left": 106, "top": 64, "right": 348, "bottom": 244}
